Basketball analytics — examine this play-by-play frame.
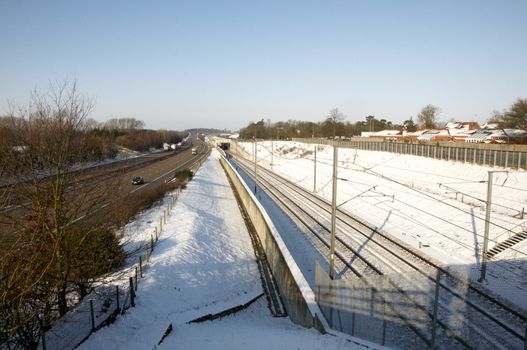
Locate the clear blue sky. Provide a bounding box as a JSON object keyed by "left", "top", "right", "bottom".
{"left": 1, "top": 0, "right": 526, "bottom": 131}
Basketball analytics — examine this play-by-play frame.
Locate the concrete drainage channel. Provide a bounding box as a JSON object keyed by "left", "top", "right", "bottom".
{"left": 223, "top": 166, "right": 287, "bottom": 317}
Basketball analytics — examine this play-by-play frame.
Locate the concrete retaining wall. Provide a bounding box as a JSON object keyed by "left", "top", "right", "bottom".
{"left": 219, "top": 155, "right": 327, "bottom": 331}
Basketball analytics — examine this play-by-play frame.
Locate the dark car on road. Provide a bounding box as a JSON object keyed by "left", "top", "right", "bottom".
{"left": 131, "top": 176, "right": 144, "bottom": 185}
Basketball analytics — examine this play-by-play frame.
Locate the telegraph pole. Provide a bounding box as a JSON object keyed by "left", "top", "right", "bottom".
{"left": 313, "top": 144, "right": 317, "bottom": 193}
{"left": 271, "top": 139, "right": 274, "bottom": 166}
{"left": 253, "top": 135, "right": 257, "bottom": 194}
{"left": 329, "top": 145, "right": 338, "bottom": 279}
{"left": 479, "top": 170, "right": 508, "bottom": 282}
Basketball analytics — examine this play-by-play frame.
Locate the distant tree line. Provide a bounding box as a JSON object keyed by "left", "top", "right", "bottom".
{"left": 83, "top": 117, "right": 185, "bottom": 152}
{"left": 238, "top": 100, "right": 526, "bottom": 140}
{"left": 1, "top": 116, "right": 185, "bottom": 159}
{"left": 187, "top": 127, "right": 230, "bottom": 135}
{"left": 239, "top": 110, "right": 406, "bottom": 140}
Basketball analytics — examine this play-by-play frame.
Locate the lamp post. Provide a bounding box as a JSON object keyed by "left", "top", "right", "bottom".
{"left": 478, "top": 170, "right": 508, "bottom": 282}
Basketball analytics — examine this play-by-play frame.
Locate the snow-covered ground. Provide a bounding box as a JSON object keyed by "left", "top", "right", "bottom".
{"left": 235, "top": 141, "right": 527, "bottom": 310}
{"left": 79, "top": 149, "right": 367, "bottom": 350}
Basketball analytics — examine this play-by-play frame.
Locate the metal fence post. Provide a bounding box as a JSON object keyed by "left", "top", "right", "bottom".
{"left": 370, "top": 287, "right": 376, "bottom": 317}
{"left": 381, "top": 281, "right": 387, "bottom": 346}
{"left": 494, "top": 150, "right": 497, "bottom": 167}
{"left": 352, "top": 311, "right": 356, "bottom": 336}
{"left": 90, "top": 300, "right": 95, "bottom": 332}
{"left": 41, "top": 331, "right": 47, "bottom": 350}
{"left": 129, "top": 277, "right": 135, "bottom": 307}
{"left": 116, "top": 285, "right": 120, "bottom": 311}
{"left": 151, "top": 235, "right": 154, "bottom": 254}
{"left": 135, "top": 267, "right": 138, "bottom": 291}
{"left": 431, "top": 270, "right": 441, "bottom": 349}
{"left": 139, "top": 256, "right": 143, "bottom": 278}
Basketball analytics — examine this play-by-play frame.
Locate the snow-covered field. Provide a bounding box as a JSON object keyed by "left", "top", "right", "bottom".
{"left": 79, "top": 149, "right": 367, "bottom": 350}
{"left": 236, "top": 140, "right": 527, "bottom": 310}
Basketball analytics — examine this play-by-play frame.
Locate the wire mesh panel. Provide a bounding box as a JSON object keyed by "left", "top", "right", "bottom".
{"left": 315, "top": 262, "right": 431, "bottom": 349}
{"left": 509, "top": 152, "right": 519, "bottom": 169}
{"left": 314, "top": 262, "right": 523, "bottom": 349}
{"left": 42, "top": 284, "right": 124, "bottom": 350}
{"left": 292, "top": 139, "right": 527, "bottom": 170}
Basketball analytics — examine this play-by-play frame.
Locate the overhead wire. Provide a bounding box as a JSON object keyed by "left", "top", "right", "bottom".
{"left": 236, "top": 142, "right": 527, "bottom": 279}
{"left": 240, "top": 140, "right": 527, "bottom": 251}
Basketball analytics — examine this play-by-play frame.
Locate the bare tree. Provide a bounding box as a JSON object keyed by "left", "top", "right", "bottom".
{"left": 104, "top": 117, "right": 145, "bottom": 130}
{"left": 0, "top": 82, "right": 124, "bottom": 348}
{"left": 488, "top": 110, "right": 503, "bottom": 124}
{"left": 326, "top": 108, "right": 345, "bottom": 138}
{"left": 417, "top": 104, "right": 440, "bottom": 129}
{"left": 83, "top": 117, "right": 101, "bottom": 130}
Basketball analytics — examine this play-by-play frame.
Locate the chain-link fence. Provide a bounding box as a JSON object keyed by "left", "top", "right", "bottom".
{"left": 294, "top": 138, "right": 527, "bottom": 170}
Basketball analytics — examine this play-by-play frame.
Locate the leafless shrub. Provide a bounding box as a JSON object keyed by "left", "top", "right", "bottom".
{"left": 0, "top": 82, "right": 124, "bottom": 349}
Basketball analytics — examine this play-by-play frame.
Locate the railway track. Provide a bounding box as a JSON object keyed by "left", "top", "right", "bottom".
{"left": 231, "top": 153, "right": 527, "bottom": 349}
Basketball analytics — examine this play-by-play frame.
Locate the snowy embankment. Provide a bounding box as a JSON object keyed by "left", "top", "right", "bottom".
{"left": 238, "top": 141, "right": 527, "bottom": 310}
{"left": 79, "top": 149, "right": 366, "bottom": 350}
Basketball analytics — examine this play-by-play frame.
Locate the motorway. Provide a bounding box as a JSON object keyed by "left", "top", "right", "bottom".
{"left": 125, "top": 141, "right": 209, "bottom": 193}
{"left": 0, "top": 139, "right": 210, "bottom": 246}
